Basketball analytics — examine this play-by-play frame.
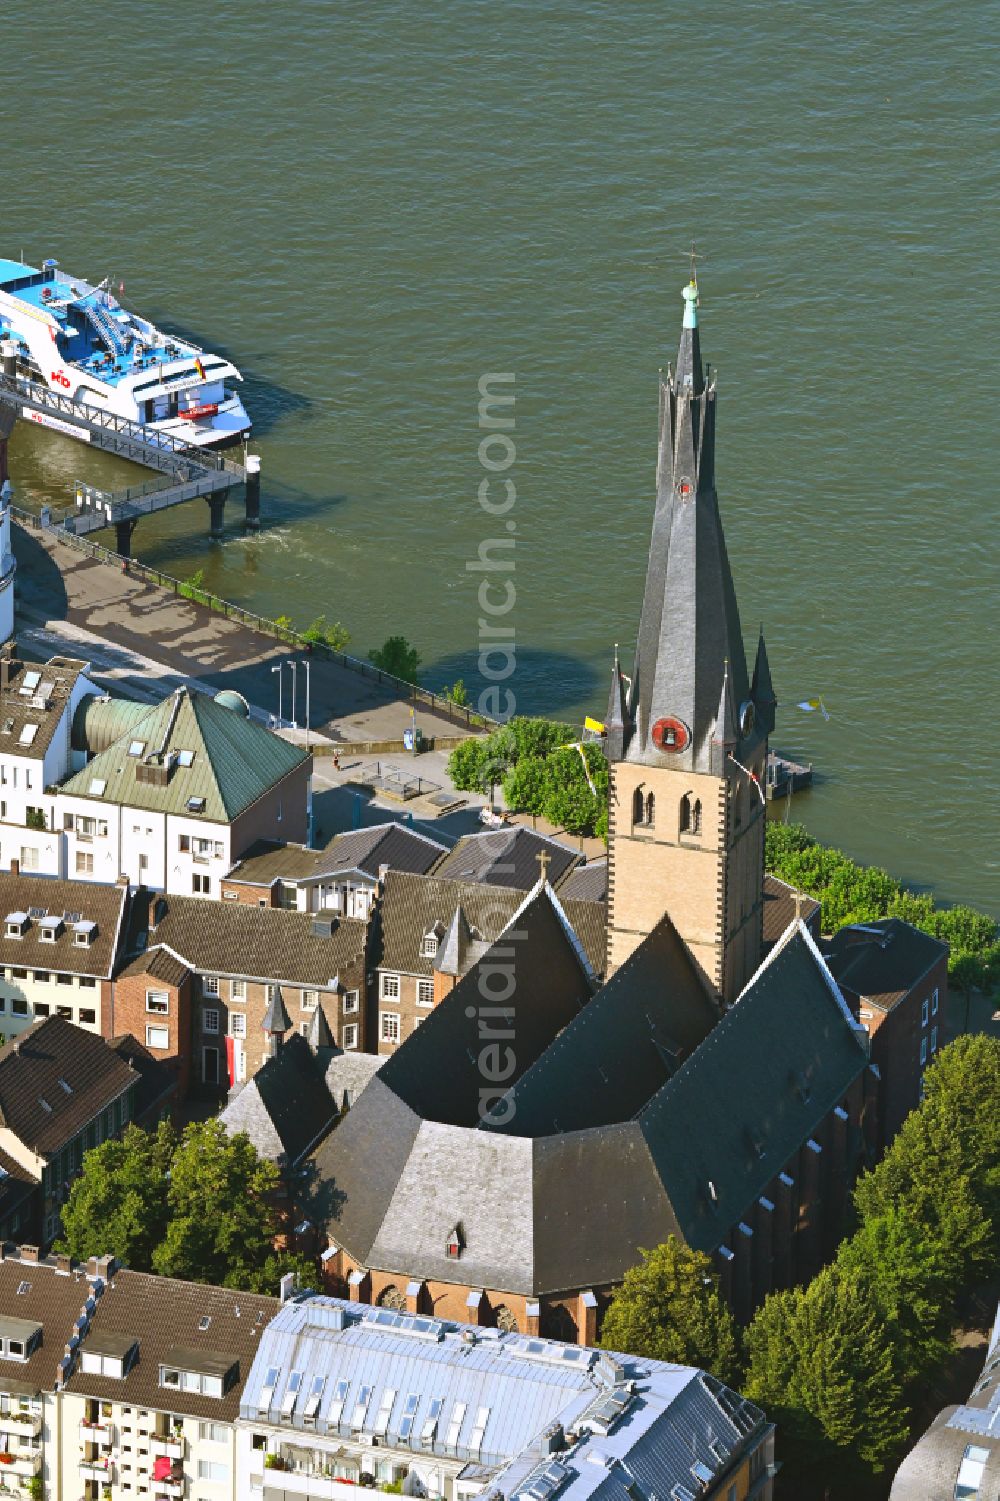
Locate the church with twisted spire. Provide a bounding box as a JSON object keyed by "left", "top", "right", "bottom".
{"left": 605, "top": 277, "right": 776, "bottom": 1002}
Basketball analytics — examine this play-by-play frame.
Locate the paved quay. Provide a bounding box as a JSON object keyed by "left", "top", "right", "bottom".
{"left": 12, "top": 522, "right": 471, "bottom": 747}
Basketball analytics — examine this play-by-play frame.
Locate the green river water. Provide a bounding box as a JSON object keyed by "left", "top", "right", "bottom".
{"left": 3, "top": 1, "right": 997, "bottom": 911}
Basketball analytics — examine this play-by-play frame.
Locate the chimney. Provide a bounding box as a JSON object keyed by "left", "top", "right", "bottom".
{"left": 54, "top": 1252, "right": 73, "bottom": 1275}
{"left": 279, "top": 1272, "right": 297, "bottom": 1304}
{"left": 9, "top": 859, "right": 18, "bottom": 877}
{"left": 18, "top": 1244, "right": 39, "bottom": 1263}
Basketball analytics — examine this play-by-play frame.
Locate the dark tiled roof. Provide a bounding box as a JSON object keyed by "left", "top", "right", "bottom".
{"left": 0, "top": 1017, "right": 136, "bottom": 1155}
{"left": 0, "top": 1254, "right": 98, "bottom": 1394}
{"left": 560, "top": 897, "right": 607, "bottom": 979}
{"left": 432, "top": 827, "right": 580, "bottom": 891}
{"left": 64, "top": 1268, "right": 279, "bottom": 1422}
{"left": 0, "top": 873, "right": 128, "bottom": 978}
{"left": 556, "top": 859, "right": 608, "bottom": 904}
{"left": 762, "top": 873, "right": 821, "bottom": 948}
{"left": 377, "top": 871, "right": 523, "bottom": 977}
{"left": 220, "top": 1035, "right": 337, "bottom": 1165}
{"left": 225, "top": 823, "right": 447, "bottom": 889}
{"left": 0, "top": 654, "right": 91, "bottom": 762}
{"left": 125, "top": 892, "right": 367, "bottom": 989}
{"left": 375, "top": 888, "right": 595, "bottom": 1128}
{"left": 824, "top": 918, "right": 948, "bottom": 1012}
{"left": 480, "top": 912, "right": 720, "bottom": 1138}
{"left": 119, "top": 944, "right": 190, "bottom": 988}
{"left": 0, "top": 1149, "right": 37, "bottom": 1222}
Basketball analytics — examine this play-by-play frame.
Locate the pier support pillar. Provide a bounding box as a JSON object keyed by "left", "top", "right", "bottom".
{"left": 207, "top": 489, "right": 229, "bottom": 540}
{"left": 244, "top": 454, "right": 261, "bottom": 531}
{"left": 0, "top": 407, "right": 14, "bottom": 489}
{"left": 115, "top": 519, "right": 137, "bottom": 558}
{"left": 0, "top": 341, "right": 16, "bottom": 383}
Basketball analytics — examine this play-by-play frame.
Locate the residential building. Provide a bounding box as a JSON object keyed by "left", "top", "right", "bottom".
{"left": 57, "top": 686, "right": 312, "bottom": 897}
{"left": 238, "top": 1293, "right": 776, "bottom": 1501}
{"left": 0, "top": 646, "right": 97, "bottom": 875}
{"left": 221, "top": 822, "right": 447, "bottom": 914}
{"left": 0, "top": 1016, "right": 141, "bottom": 1246}
{"left": 372, "top": 869, "right": 605, "bottom": 1054}
{"left": 825, "top": 917, "right": 949, "bottom": 1146}
{"left": 119, "top": 890, "right": 370, "bottom": 1090}
{"left": 0, "top": 494, "right": 13, "bottom": 647}
{"left": 889, "top": 1300, "right": 1000, "bottom": 1499}
{"left": 0, "top": 869, "right": 129, "bottom": 1041}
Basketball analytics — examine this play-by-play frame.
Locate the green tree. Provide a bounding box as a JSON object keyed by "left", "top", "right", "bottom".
{"left": 369, "top": 635, "right": 421, "bottom": 685}
{"left": 443, "top": 679, "right": 469, "bottom": 708}
{"left": 598, "top": 1238, "right": 740, "bottom": 1386}
{"left": 448, "top": 737, "right": 491, "bottom": 793}
{"left": 543, "top": 746, "right": 601, "bottom": 837}
{"left": 301, "top": 615, "right": 350, "bottom": 652}
{"left": 502, "top": 757, "right": 551, "bottom": 828}
{"left": 56, "top": 1122, "right": 176, "bottom": 1270}
{"left": 744, "top": 1265, "right": 909, "bottom": 1482}
{"left": 834, "top": 1209, "right": 952, "bottom": 1389}
{"left": 151, "top": 1121, "right": 284, "bottom": 1289}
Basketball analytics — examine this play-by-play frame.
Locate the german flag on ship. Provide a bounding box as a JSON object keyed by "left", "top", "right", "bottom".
{"left": 193, "top": 356, "right": 207, "bottom": 380}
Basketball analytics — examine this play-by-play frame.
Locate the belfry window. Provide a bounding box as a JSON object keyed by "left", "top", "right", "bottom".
{"left": 645, "top": 793, "right": 655, "bottom": 827}
{"left": 632, "top": 788, "right": 654, "bottom": 829}
{"left": 632, "top": 788, "right": 644, "bottom": 826}
{"left": 680, "top": 795, "right": 702, "bottom": 836}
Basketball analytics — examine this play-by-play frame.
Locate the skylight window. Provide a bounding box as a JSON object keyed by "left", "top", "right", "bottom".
{"left": 351, "top": 1384, "right": 373, "bottom": 1431}
{"left": 57, "top": 1077, "right": 73, "bottom": 1095}
{"left": 373, "top": 1387, "right": 397, "bottom": 1437}
{"left": 327, "top": 1378, "right": 350, "bottom": 1426}
{"left": 303, "top": 1374, "right": 325, "bottom": 1422}
{"left": 127, "top": 740, "right": 145, "bottom": 757}
{"left": 28, "top": 907, "right": 46, "bottom": 920}
{"left": 198, "top": 1316, "right": 211, "bottom": 1331}
{"left": 177, "top": 750, "right": 195, "bottom": 768}
{"left": 19, "top": 671, "right": 40, "bottom": 696}
{"left": 257, "top": 1365, "right": 280, "bottom": 1416}
{"left": 1, "top": 719, "right": 13, "bottom": 735}
{"left": 281, "top": 1369, "right": 304, "bottom": 1418}
{"left": 469, "top": 1406, "right": 490, "bottom": 1456}
{"left": 186, "top": 796, "right": 205, "bottom": 814}
{"left": 421, "top": 1397, "right": 444, "bottom": 1445}
{"left": 38, "top": 1098, "right": 52, "bottom": 1113}
{"left": 18, "top": 724, "right": 38, "bottom": 746}
{"left": 398, "top": 1392, "right": 420, "bottom": 1441}
{"left": 445, "top": 1400, "right": 467, "bottom": 1449}
{"left": 15, "top": 1282, "right": 30, "bottom": 1296}
{"left": 89, "top": 778, "right": 107, "bottom": 797}
{"left": 691, "top": 1461, "right": 715, "bottom": 1486}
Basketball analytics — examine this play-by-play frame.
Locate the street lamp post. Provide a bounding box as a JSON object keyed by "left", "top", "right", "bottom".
{"left": 271, "top": 663, "right": 283, "bottom": 728}
{"left": 288, "top": 660, "right": 298, "bottom": 730}
{"left": 300, "top": 659, "right": 311, "bottom": 748}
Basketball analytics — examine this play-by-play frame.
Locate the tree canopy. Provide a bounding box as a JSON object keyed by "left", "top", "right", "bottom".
{"left": 765, "top": 821, "right": 1000, "bottom": 988}
{"left": 448, "top": 717, "right": 607, "bottom": 841}
{"left": 598, "top": 1238, "right": 740, "bottom": 1386}
{"left": 57, "top": 1119, "right": 310, "bottom": 1294}
{"left": 369, "top": 635, "right": 421, "bottom": 685}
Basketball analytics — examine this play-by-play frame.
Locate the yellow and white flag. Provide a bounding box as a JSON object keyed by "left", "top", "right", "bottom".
{"left": 796, "top": 698, "right": 830, "bottom": 721}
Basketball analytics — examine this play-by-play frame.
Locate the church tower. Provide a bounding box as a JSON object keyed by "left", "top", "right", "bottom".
{"left": 605, "top": 278, "right": 775, "bottom": 1002}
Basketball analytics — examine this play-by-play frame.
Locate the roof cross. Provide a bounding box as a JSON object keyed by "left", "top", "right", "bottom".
{"left": 536, "top": 848, "right": 552, "bottom": 886}
{"left": 682, "top": 240, "right": 704, "bottom": 288}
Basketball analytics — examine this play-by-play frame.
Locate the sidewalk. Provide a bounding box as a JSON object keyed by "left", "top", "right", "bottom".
{"left": 13, "top": 522, "right": 471, "bottom": 746}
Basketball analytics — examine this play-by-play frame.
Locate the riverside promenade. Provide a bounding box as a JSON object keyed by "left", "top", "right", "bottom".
{"left": 12, "top": 521, "right": 472, "bottom": 750}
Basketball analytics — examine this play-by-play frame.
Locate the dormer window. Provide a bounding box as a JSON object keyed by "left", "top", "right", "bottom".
{"left": 0, "top": 1317, "right": 41, "bottom": 1362}
{"left": 158, "top": 1348, "right": 236, "bottom": 1399}
{"left": 421, "top": 932, "right": 439, "bottom": 958}
{"left": 4, "top": 913, "right": 27, "bottom": 939}
{"left": 81, "top": 1333, "right": 139, "bottom": 1379}
{"left": 40, "top": 916, "right": 63, "bottom": 943}
{"left": 73, "top": 921, "right": 96, "bottom": 948}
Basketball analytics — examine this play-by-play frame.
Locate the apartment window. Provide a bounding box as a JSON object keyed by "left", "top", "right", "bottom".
{"left": 178, "top": 835, "right": 190, "bottom": 853}
{"left": 421, "top": 934, "right": 438, "bottom": 958}
{"left": 33, "top": 1003, "right": 49, "bottom": 1018}
{"left": 199, "top": 1421, "right": 227, "bottom": 1443}
{"left": 146, "top": 990, "right": 169, "bottom": 1015}
{"left": 230, "top": 979, "right": 246, "bottom": 1002}
{"left": 921, "top": 997, "right": 929, "bottom": 1027}
{"left": 33, "top": 971, "right": 48, "bottom": 984}
{"left": 79, "top": 976, "right": 96, "bottom": 988}
{"left": 138, "top": 853, "right": 149, "bottom": 873}
{"left": 301, "top": 989, "right": 318, "bottom": 1011}
{"left": 79, "top": 1009, "right": 96, "bottom": 1026}
{"left": 343, "top": 1023, "right": 358, "bottom": 1050}
{"left": 146, "top": 1024, "right": 169, "bottom": 1050}
{"left": 344, "top": 990, "right": 359, "bottom": 1014}
{"left": 75, "top": 851, "right": 94, "bottom": 875}
{"left": 11, "top": 1000, "right": 27, "bottom": 1017}
{"left": 931, "top": 987, "right": 939, "bottom": 1015}
{"left": 380, "top": 972, "right": 400, "bottom": 1001}
{"left": 203, "top": 975, "right": 220, "bottom": 996}
{"left": 380, "top": 1012, "right": 400, "bottom": 1045}
{"left": 19, "top": 848, "right": 38, "bottom": 872}
{"left": 192, "top": 873, "right": 210, "bottom": 894}
{"left": 197, "top": 1460, "right": 229, "bottom": 1483}
{"left": 920, "top": 1036, "right": 928, "bottom": 1065}
{"left": 229, "top": 1012, "right": 246, "bottom": 1038}
{"left": 203, "top": 1009, "right": 220, "bottom": 1035}
{"left": 931, "top": 1025, "right": 938, "bottom": 1054}
{"left": 56, "top": 974, "right": 72, "bottom": 986}
{"left": 416, "top": 979, "right": 434, "bottom": 1007}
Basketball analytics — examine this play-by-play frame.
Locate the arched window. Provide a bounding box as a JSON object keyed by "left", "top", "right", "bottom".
{"left": 692, "top": 798, "right": 702, "bottom": 835}
{"left": 632, "top": 787, "right": 645, "bottom": 827}
{"left": 376, "top": 1285, "right": 407, "bottom": 1312}
{"left": 680, "top": 794, "right": 692, "bottom": 834}
{"left": 645, "top": 792, "right": 655, "bottom": 827}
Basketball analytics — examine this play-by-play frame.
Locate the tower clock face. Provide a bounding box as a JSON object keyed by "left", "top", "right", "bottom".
{"left": 651, "top": 716, "right": 690, "bottom": 753}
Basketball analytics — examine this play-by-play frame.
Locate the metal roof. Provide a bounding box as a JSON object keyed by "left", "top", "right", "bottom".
{"left": 240, "top": 1295, "right": 767, "bottom": 1501}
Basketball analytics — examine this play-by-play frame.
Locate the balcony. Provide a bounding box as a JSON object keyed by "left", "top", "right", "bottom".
{"left": 79, "top": 1417, "right": 114, "bottom": 1446}
{"left": 79, "top": 1456, "right": 114, "bottom": 1482}
{"left": 0, "top": 1447, "right": 41, "bottom": 1477}
{"left": 154, "top": 1478, "right": 186, "bottom": 1499}
{"left": 152, "top": 1434, "right": 185, "bottom": 1460}
{"left": 0, "top": 1412, "right": 41, "bottom": 1438}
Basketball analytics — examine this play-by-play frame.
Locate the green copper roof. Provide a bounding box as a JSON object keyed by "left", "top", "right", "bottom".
{"left": 60, "top": 688, "right": 308, "bottom": 823}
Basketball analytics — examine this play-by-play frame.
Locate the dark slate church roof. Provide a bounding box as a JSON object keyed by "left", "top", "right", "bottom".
{"left": 825, "top": 918, "right": 947, "bottom": 1012}
{"left": 432, "top": 827, "right": 580, "bottom": 891}
{"left": 314, "top": 910, "right": 869, "bottom": 1297}
{"left": 220, "top": 1034, "right": 338, "bottom": 1165}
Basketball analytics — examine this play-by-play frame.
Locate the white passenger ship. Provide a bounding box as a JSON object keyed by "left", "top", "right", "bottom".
{"left": 0, "top": 255, "right": 250, "bottom": 447}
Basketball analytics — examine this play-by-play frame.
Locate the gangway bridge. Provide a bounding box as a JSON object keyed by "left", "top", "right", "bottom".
{"left": 0, "top": 369, "right": 260, "bottom": 555}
